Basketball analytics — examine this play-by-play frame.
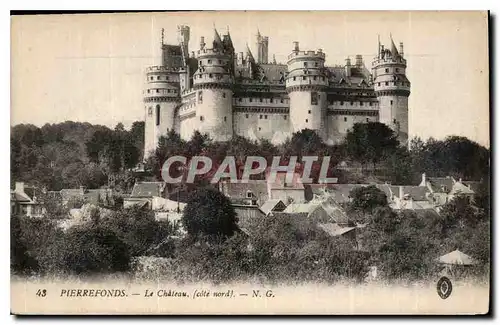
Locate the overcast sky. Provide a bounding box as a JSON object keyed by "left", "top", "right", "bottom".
{"left": 11, "top": 11, "right": 489, "bottom": 147}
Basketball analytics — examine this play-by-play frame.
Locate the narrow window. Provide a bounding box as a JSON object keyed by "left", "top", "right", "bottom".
{"left": 369, "top": 102, "right": 373, "bottom": 106}
{"left": 385, "top": 82, "right": 389, "bottom": 86}
{"left": 198, "top": 91, "right": 203, "bottom": 104}
{"left": 284, "top": 116, "right": 287, "bottom": 120}
{"left": 390, "top": 100, "right": 394, "bottom": 105}
{"left": 378, "top": 82, "right": 381, "bottom": 86}
{"left": 156, "top": 105, "right": 161, "bottom": 126}
{"left": 258, "top": 127, "right": 261, "bottom": 131}
{"left": 396, "top": 68, "right": 400, "bottom": 73}
{"left": 222, "top": 92, "right": 226, "bottom": 98}
{"left": 260, "top": 115, "right": 263, "bottom": 119}
{"left": 350, "top": 101, "right": 353, "bottom": 106}
{"left": 245, "top": 114, "right": 249, "bottom": 118}
{"left": 219, "top": 60, "right": 222, "bottom": 64}
{"left": 157, "top": 76, "right": 161, "bottom": 80}
{"left": 360, "top": 102, "right": 363, "bottom": 106}
{"left": 305, "top": 119, "right": 308, "bottom": 123}
{"left": 238, "top": 98, "right": 242, "bottom": 102}
{"left": 264, "top": 115, "right": 268, "bottom": 119}
{"left": 208, "top": 59, "right": 212, "bottom": 64}
{"left": 308, "top": 110, "right": 311, "bottom": 114}
{"left": 156, "top": 89, "right": 159, "bottom": 93}
{"left": 281, "top": 99, "right": 284, "bottom": 103}
{"left": 147, "top": 89, "right": 150, "bottom": 94}
{"left": 311, "top": 92, "right": 318, "bottom": 105}
{"left": 260, "top": 98, "right": 263, "bottom": 102}
{"left": 344, "top": 117, "right": 347, "bottom": 122}
{"left": 304, "top": 62, "right": 308, "bottom": 67}
{"left": 200, "top": 116, "right": 204, "bottom": 121}
{"left": 385, "top": 68, "right": 389, "bottom": 73}
{"left": 366, "top": 118, "right": 369, "bottom": 122}
{"left": 224, "top": 116, "right": 227, "bottom": 122}
{"left": 313, "top": 76, "right": 317, "bottom": 80}
{"left": 340, "top": 101, "right": 344, "bottom": 106}
{"left": 302, "top": 76, "right": 306, "bottom": 80}
{"left": 315, "top": 62, "right": 319, "bottom": 67}
{"left": 209, "top": 73, "right": 213, "bottom": 78}
{"left": 250, "top": 98, "right": 253, "bottom": 102}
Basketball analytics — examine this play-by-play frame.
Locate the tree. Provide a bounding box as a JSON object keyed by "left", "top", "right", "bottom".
{"left": 43, "top": 225, "right": 130, "bottom": 275}
{"left": 281, "top": 129, "right": 327, "bottom": 160}
{"left": 182, "top": 188, "right": 238, "bottom": 240}
{"left": 344, "top": 122, "right": 399, "bottom": 169}
{"left": 99, "top": 206, "right": 164, "bottom": 256}
{"left": 349, "top": 185, "right": 388, "bottom": 217}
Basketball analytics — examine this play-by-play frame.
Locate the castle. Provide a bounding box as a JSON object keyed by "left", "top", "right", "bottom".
{"left": 143, "top": 26, "right": 411, "bottom": 158}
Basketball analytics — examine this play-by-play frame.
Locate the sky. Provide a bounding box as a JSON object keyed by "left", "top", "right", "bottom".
{"left": 11, "top": 11, "right": 489, "bottom": 147}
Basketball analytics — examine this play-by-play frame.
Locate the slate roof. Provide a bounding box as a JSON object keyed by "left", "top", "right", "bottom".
{"left": 317, "top": 223, "right": 356, "bottom": 237}
{"left": 427, "top": 177, "right": 455, "bottom": 193}
{"left": 260, "top": 199, "right": 286, "bottom": 215}
{"left": 219, "top": 180, "right": 269, "bottom": 206}
{"left": 131, "top": 182, "right": 165, "bottom": 198}
{"left": 391, "top": 186, "right": 430, "bottom": 201}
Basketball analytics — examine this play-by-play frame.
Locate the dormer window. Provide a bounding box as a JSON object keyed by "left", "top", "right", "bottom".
{"left": 304, "top": 62, "right": 308, "bottom": 67}
{"left": 246, "top": 190, "right": 253, "bottom": 198}
{"left": 208, "top": 59, "right": 212, "bottom": 64}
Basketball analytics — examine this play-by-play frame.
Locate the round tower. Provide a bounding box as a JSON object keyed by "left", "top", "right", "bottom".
{"left": 143, "top": 65, "right": 180, "bottom": 159}
{"left": 192, "top": 36, "right": 233, "bottom": 141}
{"left": 285, "top": 42, "right": 329, "bottom": 139}
{"left": 372, "top": 39, "right": 411, "bottom": 144}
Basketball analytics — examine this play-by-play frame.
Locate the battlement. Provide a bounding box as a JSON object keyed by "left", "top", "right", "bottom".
{"left": 288, "top": 50, "right": 325, "bottom": 61}
{"left": 146, "top": 66, "right": 181, "bottom": 73}
{"left": 197, "top": 48, "right": 230, "bottom": 57}
{"left": 372, "top": 57, "right": 407, "bottom": 67}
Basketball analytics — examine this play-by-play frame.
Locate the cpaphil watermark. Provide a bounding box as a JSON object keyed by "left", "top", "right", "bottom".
{"left": 160, "top": 155, "right": 339, "bottom": 184}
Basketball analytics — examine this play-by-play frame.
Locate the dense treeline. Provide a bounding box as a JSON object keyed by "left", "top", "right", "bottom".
{"left": 146, "top": 123, "right": 490, "bottom": 186}
{"left": 11, "top": 121, "right": 144, "bottom": 191}
{"left": 11, "top": 121, "right": 489, "bottom": 191}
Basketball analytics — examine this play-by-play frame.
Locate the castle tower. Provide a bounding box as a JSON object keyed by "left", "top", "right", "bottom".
{"left": 256, "top": 30, "right": 269, "bottom": 64}
{"left": 285, "top": 42, "right": 329, "bottom": 139}
{"left": 143, "top": 29, "right": 182, "bottom": 159}
{"left": 372, "top": 36, "right": 411, "bottom": 144}
{"left": 192, "top": 28, "right": 234, "bottom": 141}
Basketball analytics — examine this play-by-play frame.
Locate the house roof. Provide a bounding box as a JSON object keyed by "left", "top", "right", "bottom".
{"left": 317, "top": 223, "right": 356, "bottom": 237}
{"left": 391, "top": 186, "right": 429, "bottom": 201}
{"left": 260, "top": 199, "right": 286, "bottom": 215}
{"left": 427, "top": 177, "right": 455, "bottom": 193}
{"left": 450, "top": 182, "right": 475, "bottom": 196}
{"left": 267, "top": 171, "right": 305, "bottom": 190}
{"left": 437, "top": 250, "right": 478, "bottom": 265}
{"left": 320, "top": 202, "right": 349, "bottom": 225}
{"left": 462, "top": 181, "right": 482, "bottom": 193}
{"left": 11, "top": 190, "right": 32, "bottom": 202}
{"left": 220, "top": 180, "right": 268, "bottom": 205}
{"left": 131, "top": 182, "right": 165, "bottom": 198}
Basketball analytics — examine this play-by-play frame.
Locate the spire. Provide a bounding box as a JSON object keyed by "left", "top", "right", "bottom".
{"left": 213, "top": 26, "right": 223, "bottom": 50}
{"left": 390, "top": 34, "right": 400, "bottom": 57}
{"left": 161, "top": 28, "right": 165, "bottom": 46}
{"left": 246, "top": 43, "right": 255, "bottom": 62}
{"left": 272, "top": 54, "right": 277, "bottom": 64}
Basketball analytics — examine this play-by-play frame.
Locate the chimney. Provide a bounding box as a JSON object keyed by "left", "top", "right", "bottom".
{"left": 293, "top": 41, "right": 299, "bottom": 52}
{"left": 345, "top": 57, "right": 351, "bottom": 77}
{"left": 355, "top": 54, "right": 363, "bottom": 67}
{"left": 15, "top": 182, "right": 24, "bottom": 193}
{"left": 421, "top": 173, "right": 426, "bottom": 186}
{"left": 399, "top": 186, "right": 404, "bottom": 199}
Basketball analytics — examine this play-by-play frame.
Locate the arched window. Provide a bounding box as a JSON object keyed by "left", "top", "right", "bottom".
{"left": 156, "top": 105, "right": 161, "bottom": 126}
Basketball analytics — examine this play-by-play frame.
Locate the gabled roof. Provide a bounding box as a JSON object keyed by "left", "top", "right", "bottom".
{"left": 260, "top": 199, "right": 286, "bottom": 215}
{"left": 131, "top": 182, "right": 165, "bottom": 198}
{"left": 317, "top": 223, "right": 356, "bottom": 237}
{"left": 392, "top": 186, "right": 430, "bottom": 201}
{"left": 427, "top": 177, "right": 455, "bottom": 193}
{"left": 437, "top": 250, "right": 478, "bottom": 265}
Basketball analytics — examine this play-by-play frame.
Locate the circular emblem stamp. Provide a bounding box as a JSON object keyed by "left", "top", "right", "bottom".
{"left": 436, "top": 276, "right": 453, "bottom": 299}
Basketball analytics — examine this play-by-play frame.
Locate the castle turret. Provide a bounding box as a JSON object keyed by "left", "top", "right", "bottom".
{"left": 372, "top": 36, "right": 411, "bottom": 144}
{"left": 143, "top": 29, "right": 182, "bottom": 158}
{"left": 192, "top": 28, "right": 234, "bottom": 141}
{"left": 256, "top": 30, "right": 269, "bottom": 64}
{"left": 285, "top": 42, "right": 328, "bottom": 139}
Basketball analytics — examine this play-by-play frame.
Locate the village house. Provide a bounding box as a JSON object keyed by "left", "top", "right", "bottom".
{"left": 10, "top": 182, "right": 45, "bottom": 217}
{"left": 54, "top": 186, "right": 115, "bottom": 208}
